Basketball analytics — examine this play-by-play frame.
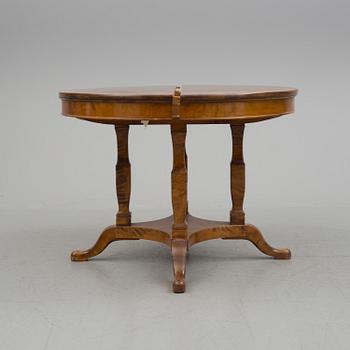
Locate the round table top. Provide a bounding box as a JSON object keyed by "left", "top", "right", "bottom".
{"left": 60, "top": 85, "right": 297, "bottom": 124}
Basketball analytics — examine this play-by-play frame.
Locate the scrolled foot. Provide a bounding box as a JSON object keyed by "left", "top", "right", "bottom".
{"left": 272, "top": 248, "right": 291, "bottom": 260}
{"left": 70, "top": 225, "right": 141, "bottom": 262}
{"left": 245, "top": 224, "right": 291, "bottom": 260}
{"left": 71, "top": 250, "right": 90, "bottom": 261}
{"left": 70, "top": 226, "right": 119, "bottom": 262}
{"left": 171, "top": 239, "right": 187, "bottom": 293}
{"left": 173, "top": 279, "right": 185, "bottom": 293}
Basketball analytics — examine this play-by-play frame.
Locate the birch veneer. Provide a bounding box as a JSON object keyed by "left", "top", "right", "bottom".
{"left": 60, "top": 85, "right": 297, "bottom": 293}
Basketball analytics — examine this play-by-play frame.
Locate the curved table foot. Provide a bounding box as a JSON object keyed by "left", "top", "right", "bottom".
{"left": 171, "top": 239, "right": 187, "bottom": 293}
{"left": 70, "top": 215, "right": 290, "bottom": 293}
{"left": 71, "top": 223, "right": 171, "bottom": 262}
{"left": 244, "top": 224, "right": 291, "bottom": 259}
{"left": 71, "top": 225, "right": 140, "bottom": 261}
{"left": 188, "top": 220, "right": 291, "bottom": 260}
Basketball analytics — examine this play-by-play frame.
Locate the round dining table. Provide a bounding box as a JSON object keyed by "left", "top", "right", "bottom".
{"left": 60, "top": 85, "right": 297, "bottom": 293}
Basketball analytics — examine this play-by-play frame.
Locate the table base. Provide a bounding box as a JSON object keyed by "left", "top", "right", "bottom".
{"left": 71, "top": 214, "right": 291, "bottom": 293}
{"left": 70, "top": 122, "right": 291, "bottom": 293}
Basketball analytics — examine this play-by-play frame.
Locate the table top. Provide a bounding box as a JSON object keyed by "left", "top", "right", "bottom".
{"left": 60, "top": 85, "right": 297, "bottom": 124}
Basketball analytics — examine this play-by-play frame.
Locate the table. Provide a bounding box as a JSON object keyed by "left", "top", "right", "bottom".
{"left": 60, "top": 85, "right": 297, "bottom": 293}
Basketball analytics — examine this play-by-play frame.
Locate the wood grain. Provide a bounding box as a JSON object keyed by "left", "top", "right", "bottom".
{"left": 70, "top": 222, "right": 171, "bottom": 262}
{"left": 66, "top": 85, "right": 294, "bottom": 292}
{"left": 170, "top": 120, "right": 188, "bottom": 292}
{"left": 115, "top": 125, "right": 131, "bottom": 226}
{"left": 171, "top": 239, "right": 187, "bottom": 293}
{"left": 60, "top": 85, "right": 297, "bottom": 124}
{"left": 170, "top": 122, "right": 188, "bottom": 239}
{"left": 71, "top": 215, "right": 290, "bottom": 262}
{"left": 60, "top": 85, "right": 297, "bottom": 102}
{"left": 230, "top": 124, "right": 245, "bottom": 225}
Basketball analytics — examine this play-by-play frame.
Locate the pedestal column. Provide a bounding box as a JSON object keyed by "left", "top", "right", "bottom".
{"left": 170, "top": 121, "right": 188, "bottom": 293}
{"left": 230, "top": 124, "right": 245, "bottom": 225}
{"left": 115, "top": 124, "right": 131, "bottom": 226}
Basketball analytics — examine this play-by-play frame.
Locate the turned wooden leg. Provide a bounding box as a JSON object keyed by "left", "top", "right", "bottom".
{"left": 171, "top": 122, "right": 188, "bottom": 293}
{"left": 115, "top": 124, "right": 131, "bottom": 226}
{"left": 185, "top": 149, "right": 189, "bottom": 214}
{"left": 230, "top": 124, "right": 245, "bottom": 225}
{"left": 71, "top": 124, "right": 134, "bottom": 261}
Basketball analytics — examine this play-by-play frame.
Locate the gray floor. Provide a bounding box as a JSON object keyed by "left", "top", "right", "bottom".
{"left": 1, "top": 206, "right": 350, "bottom": 350}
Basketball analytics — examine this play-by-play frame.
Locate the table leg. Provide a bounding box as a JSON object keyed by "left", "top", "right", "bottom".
{"left": 115, "top": 124, "right": 131, "bottom": 226}
{"left": 185, "top": 149, "right": 189, "bottom": 214}
{"left": 170, "top": 122, "right": 188, "bottom": 293}
{"left": 70, "top": 121, "right": 290, "bottom": 289}
{"left": 230, "top": 124, "right": 245, "bottom": 225}
{"left": 184, "top": 123, "right": 291, "bottom": 261}
{"left": 71, "top": 124, "right": 138, "bottom": 262}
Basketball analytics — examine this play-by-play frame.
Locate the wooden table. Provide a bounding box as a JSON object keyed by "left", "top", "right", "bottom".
{"left": 60, "top": 85, "right": 297, "bottom": 293}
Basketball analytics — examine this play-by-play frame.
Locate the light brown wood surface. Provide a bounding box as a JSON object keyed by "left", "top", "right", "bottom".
{"left": 60, "top": 85, "right": 297, "bottom": 124}
{"left": 64, "top": 85, "right": 296, "bottom": 293}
